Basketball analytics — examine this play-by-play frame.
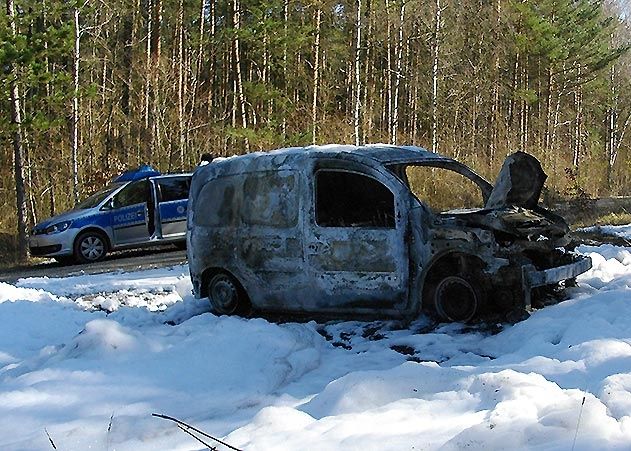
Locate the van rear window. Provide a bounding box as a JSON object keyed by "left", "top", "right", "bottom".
{"left": 242, "top": 171, "right": 299, "bottom": 228}
{"left": 194, "top": 171, "right": 299, "bottom": 228}
{"left": 195, "top": 177, "right": 239, "bottom": 226}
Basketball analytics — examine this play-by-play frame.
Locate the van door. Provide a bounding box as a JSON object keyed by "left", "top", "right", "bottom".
{"left": 111, "top": 179, "right": 151, "bottom": 245}
{"left": 155, "top": 175, "right": 191, "bottom": 238}
{"left": 236, "top": 170, "right": 306, "bottom": 309}
{"left": 305, "top": 167, "right": 409, "bottom": 312}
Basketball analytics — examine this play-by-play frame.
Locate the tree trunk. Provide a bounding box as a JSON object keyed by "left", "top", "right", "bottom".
{"left": 6, "top": 0, "right": 29, "bottom": 262}
{"left": 573, "top": 67, "right": 583, "bottom": 168}
{"left": 312, "top": 6, "right": 322, "bottom": 144}
{"left": 431, "top": 0, "right": 441, "bottom": 152}
{"left": 177, "top": 0, "right": 185, "bottom": 168}
{"left": 353, "top": 0, "right": 363, "bottom": 146}
{"left": 71, "top": 7, "right": 80, "bottom": 204}
{"left": 391, "top": 0, "right": 405, "bottom": 144}
{"left": 385, "top": 0, "right": 392, "bottom": 142}
{"left": 233, "top": 0, "right": 249, "bottom": 150}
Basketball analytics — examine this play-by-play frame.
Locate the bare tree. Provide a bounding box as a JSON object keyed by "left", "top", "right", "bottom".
{"left": 353, "top": 0, "right": 363, "bottom": 146}
{"left": 6, "top": 0, "right": 29, "bottom": 262}
{"left": 71, "top": 7, "right": 81, "bottom": 204}
{"left": 312, "top": 5, "right": 322, "bottom": 144}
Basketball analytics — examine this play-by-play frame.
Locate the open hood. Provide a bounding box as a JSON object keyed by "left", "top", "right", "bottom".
{"left": 485, "top": 152, "right": 546, "bottom": 210}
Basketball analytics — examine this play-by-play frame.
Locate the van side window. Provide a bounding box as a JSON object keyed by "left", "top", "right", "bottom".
{"left": 195, "top": 177, "right": 239, "bottom": 226}
{"left": 113, "top": 179, "right": 149, "bottom": 209}
{"left": 242, "top": 171, "right": 298, "bottom": 228}
{"left": 316, "top": 170, "right": 395, "bottom": 228}
{"left": 158, "top": 177, "right": 191, "bottom": 202}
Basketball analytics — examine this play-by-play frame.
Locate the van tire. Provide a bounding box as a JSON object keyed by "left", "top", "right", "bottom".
{"left": 74, "top": 231, "right": 108, "bottom": 263}
{"left": 432, "top": 275, "right": 480, "bottom": 322}
{"left": 206, "top": 272, "right": 248, "bottom": 315}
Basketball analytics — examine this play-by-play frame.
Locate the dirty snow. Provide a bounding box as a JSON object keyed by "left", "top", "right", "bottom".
{"left": 1, "top": 244, "right": 631, "bottom": 450}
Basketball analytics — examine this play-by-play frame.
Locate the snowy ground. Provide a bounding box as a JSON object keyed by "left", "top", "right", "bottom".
{"left": 2, "top": 245, "right": 631, "bottom": 450}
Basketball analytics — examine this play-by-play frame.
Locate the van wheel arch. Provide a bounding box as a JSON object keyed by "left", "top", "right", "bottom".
{"left": 201, "top": 268, "right": 251, "bottom": 316}
{"left": 421, "top": 252, "right": 488, "bottom": 322}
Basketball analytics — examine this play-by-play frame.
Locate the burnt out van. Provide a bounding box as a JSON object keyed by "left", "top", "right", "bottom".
{"left": 187, "top": 145, "right": 591, "bottom": 322}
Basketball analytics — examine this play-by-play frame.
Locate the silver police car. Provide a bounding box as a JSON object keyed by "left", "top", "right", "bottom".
{"left": 29, "top": 165, "right": 191, "bottom": 263}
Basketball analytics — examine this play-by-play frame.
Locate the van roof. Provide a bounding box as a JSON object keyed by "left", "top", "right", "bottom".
{"left": 197, "top": 144, "right": 450, "bottom": 176}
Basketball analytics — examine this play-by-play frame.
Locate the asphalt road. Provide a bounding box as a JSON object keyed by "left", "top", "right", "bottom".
{"left": 0, "top": 246, "right": 188, "bottom": 284}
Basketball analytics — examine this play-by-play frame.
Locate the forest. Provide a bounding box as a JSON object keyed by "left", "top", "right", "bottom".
{"left": 1, "top": 0, "right": 630, "bottom": 261}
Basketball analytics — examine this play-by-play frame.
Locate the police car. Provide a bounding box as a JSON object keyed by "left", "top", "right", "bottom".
{"left": 29, "top": 165, "right": 192, "bottom": 264}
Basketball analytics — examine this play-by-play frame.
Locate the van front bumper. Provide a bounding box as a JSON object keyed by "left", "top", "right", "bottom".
{"left": 521, "top": 255, "right": 592, "bottom": 309}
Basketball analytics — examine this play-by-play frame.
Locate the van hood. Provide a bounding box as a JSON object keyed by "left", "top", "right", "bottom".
{"left": 485, "top": 151, "right": 546, "bottom": 210}
{"left": 439, "top": 206, "right": 568, "bottom": 241}
{"left": 439, "top": 152, "right": 568, "bottom": 241}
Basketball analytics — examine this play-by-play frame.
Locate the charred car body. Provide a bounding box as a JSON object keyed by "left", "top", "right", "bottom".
{"left": 187, "top": 145, "right": 591, "bottom": 322}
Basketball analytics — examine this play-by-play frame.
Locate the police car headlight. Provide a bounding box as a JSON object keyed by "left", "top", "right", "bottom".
{"left": 45, "top": 221, "right": 72, "bottom": 234}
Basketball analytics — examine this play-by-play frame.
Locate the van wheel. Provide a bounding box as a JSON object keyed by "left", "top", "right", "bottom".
{"left": 206, "top": 272, "right": 248, "bottom": 315}
{"left": 74, "top": 231, "right": 108, "bottom": 263}
{"left": 433, "top": 275, "right": 480, "bottom": 322}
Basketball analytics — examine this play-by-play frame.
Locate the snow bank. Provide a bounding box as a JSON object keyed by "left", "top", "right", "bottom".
{"left": 1, "top": 245, "right": 631, "bottom": 450}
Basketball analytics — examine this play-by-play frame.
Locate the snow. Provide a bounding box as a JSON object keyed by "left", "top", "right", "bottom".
{"left": 1, "top": 244, "right": 631, "bottom": 449}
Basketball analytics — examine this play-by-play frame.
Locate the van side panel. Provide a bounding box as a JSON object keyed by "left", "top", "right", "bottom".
{"left": 236, "top": 170, "right": 307, "bottom": 308}
{"left": 189, "top": 175, "right": 241, "bottom": 295}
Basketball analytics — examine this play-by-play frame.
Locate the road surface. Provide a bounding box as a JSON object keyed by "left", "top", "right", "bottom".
{"left": 0, "top": 246, "right": 187, "bottom": 284}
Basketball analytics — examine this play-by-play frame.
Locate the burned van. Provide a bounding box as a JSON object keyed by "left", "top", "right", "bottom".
{"left": 187, "top": 145, "right": 591, "bottom": 322}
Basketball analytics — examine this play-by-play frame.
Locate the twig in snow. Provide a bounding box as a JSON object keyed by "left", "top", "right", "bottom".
{"left": 152, "top": 413, "right": 243, "bottom": 451}
{"left": 571, "top": 395, "right": 586, "bottom": 451}
{"left": 106, "top": 412, "right": 114, "bottom": 451}
{"left": 44, "top": 428, "right": 57, "bottom": 450}
{"left": 177, "top": 424, "right": 217, "bottom": 450}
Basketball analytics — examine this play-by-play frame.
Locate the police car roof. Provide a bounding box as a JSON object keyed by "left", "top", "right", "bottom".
{"left": 114, "top": 165, "right": 161, "bottom": 182}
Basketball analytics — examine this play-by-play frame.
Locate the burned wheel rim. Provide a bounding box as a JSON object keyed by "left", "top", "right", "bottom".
{"left": 79, "top": 235, "right": 105, "bottom": 261}
{"left": 208, "top": 273, "right": 240, "bottom": 315}
{"left": 434, "top": 275, "right": 479, "bottom": 322}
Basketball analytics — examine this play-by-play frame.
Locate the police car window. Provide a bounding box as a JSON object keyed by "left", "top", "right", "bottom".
{"left": 316, "top": 170, "right": 395, "bottom": 228}
{"left": 158, "top": 177, "right": 190, "bottom": 202}
{"left": 113, "top": 179, "right": 149, "bottom": 208}
{"left": 75, "top": 183, "right": 122, "bottom": 210}
{"left": 241, "top": 171, "right": 298, "bottom": 228}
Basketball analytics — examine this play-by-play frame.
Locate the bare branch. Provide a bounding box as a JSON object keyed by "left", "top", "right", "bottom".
{"left": 152, "top": 413, "right": 243, "bottom": 451}
{"left": 44, "top": 428, "right": 57, "bottom": 450}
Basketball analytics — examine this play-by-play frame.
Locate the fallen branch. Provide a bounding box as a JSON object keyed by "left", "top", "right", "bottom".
{"left": 44, "top": 428, "right": 57, "bottom": 450}
{"left": 152, "top": 413, "right": 243, "bottom": 451}
{"left": 177, "top": 424, "right": 217, "bottom": 450}
{"left": 571, "top": 395, "right": 586, "bottom": 451}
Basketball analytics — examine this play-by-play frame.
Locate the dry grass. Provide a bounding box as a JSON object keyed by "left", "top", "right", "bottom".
{"left": 406, "top": 166, "right": 485, "bottom": 212}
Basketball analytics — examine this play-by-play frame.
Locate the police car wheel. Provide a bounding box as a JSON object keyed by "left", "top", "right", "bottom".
{"left": 207, "top": 273, "right": 246, "bottom": 315}
{"left": 74, "top": 232, "right": 108, "bottom": 263}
